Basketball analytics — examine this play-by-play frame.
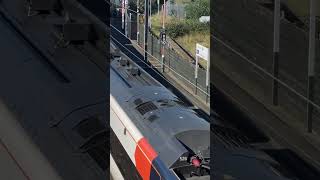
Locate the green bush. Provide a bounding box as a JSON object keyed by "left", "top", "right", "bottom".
{"left": 185, "top": 0, "right": 210, "bottom": 20}
{"left": 165, "top": 19, "right": 209, "bottom": 39}
{"left": 166, "top": 20, "right": 190, "bottom": 38}
{"left": 186, "top": 19, "right": 209, "bottom": 32}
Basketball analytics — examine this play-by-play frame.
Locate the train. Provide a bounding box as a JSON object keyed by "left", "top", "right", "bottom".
{"left": 110, "top": 44, "right": 210, "bottom": 179}
{"left": 110, "top": 42, "right": 299, "bottom": 180}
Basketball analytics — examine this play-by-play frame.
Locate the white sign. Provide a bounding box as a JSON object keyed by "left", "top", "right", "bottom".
{"left": 196, "top": 43, "right": 209, "bottom": 61}
{"left": 195, "top": 43, "right": 210, "bottom": 87}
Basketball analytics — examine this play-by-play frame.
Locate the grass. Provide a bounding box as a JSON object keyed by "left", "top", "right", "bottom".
{"left": 175, "top": 31, "right": 210, "bottom": 67}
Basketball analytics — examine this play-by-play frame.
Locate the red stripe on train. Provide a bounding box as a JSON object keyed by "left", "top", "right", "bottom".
{"left": 134, "top": 138, "right": 158, "bottom": 180}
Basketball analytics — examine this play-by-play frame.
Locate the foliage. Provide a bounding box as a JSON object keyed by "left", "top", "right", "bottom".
{"left": 128, "top": 1, "right": 137, "bottom": 11}
{"left": 162, "top": 0, "right": 209, "bottom": 38}
{"left": 186, "top": 19, "right": 209, "bottom": 32}
{"left": 149, "top": 0, "right": 210, "bottom": 58}
{"left": 165, "top": 18, "right": 209, "bottom": 38}
{"left": 166, "top": 20, "right": 190, "bottom": 38}
{"left": 185, "top": 0, "right": 209, "bottom": 20}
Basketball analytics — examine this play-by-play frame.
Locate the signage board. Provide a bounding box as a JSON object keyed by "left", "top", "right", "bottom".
{"left": 196, "top": 43, "right": 209, "bottom": 61}
{"left": 195, "top": 43, "right": 210, "bottom": 87}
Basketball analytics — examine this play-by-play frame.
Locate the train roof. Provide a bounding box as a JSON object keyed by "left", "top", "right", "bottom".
{"left": 110, "top": 54, "right": 210, "bottom": 168}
